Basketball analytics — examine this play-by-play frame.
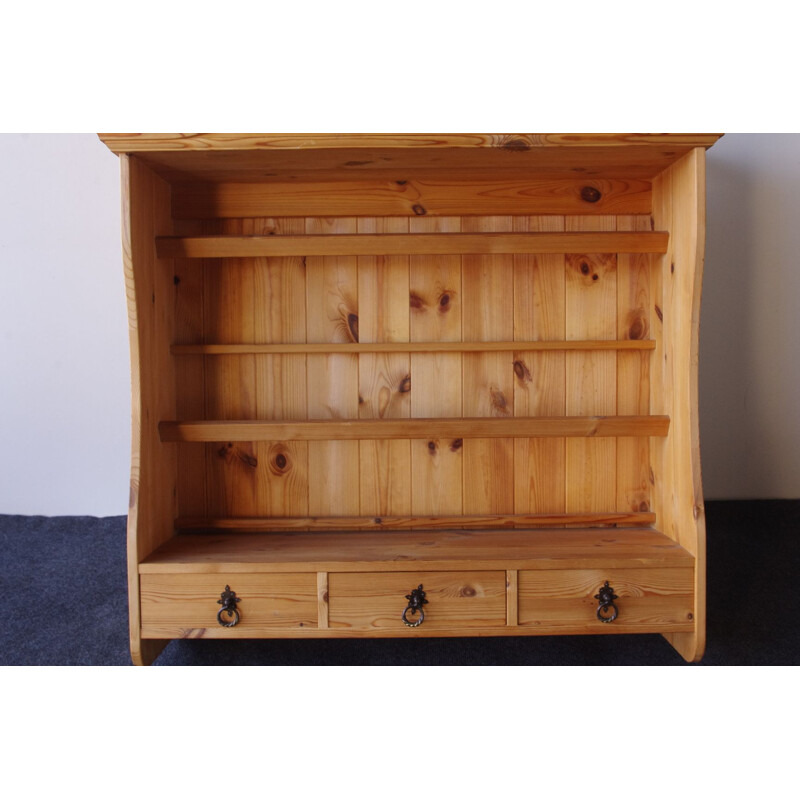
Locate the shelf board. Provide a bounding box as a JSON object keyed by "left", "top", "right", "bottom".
{"left": 140, "top": 527, "right": 695, "bottom": 574}
{"left": 175, "top": 511, "right": 657, "bottom": 532}
{"left": 158, "top": 415, "right": 670, "bottom": 443}
{"left": 171, "top": 339, "right": 655, "bottom": 356}
{"left": 156, "top": 231, "right": 669, "bottom": 259}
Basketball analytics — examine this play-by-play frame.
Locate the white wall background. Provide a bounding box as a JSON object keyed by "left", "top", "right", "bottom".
{"left": 0, "top": 133, "right": 798, "bottom": 515}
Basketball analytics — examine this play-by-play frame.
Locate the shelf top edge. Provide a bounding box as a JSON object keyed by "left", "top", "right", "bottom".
{"left": 139, "top": 527, "right": 696, "bottom": 573}
{"left": 98, "top": 132, "right": 724, "bottom": 155}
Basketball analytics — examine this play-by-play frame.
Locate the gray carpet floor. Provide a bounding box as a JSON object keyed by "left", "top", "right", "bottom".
{"left": 1, "top": 500, "right": 797, "bottom": 665}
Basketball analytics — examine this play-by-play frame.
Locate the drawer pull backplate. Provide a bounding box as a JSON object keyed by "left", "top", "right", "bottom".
{"left": 402, "top": 584, "right": 428, "bottom": 627}
{"left": 217, "top": 584, "right": 242, "bottom": 627}
{"left": 594, "top": 581, "right": 619, "bottom": 623}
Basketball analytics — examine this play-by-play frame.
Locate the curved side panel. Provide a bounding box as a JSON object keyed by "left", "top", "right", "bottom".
{"left": 121, "top": 154, "right": 177, "bottom": 666}
{"left": 651, "top": 148, "right": 707, "bottom": 662}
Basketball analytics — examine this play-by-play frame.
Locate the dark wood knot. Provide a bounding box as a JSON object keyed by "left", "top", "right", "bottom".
{"left": 347, "top": 312, "right": 359, "bottom": 343}
{"left": 513, "top": 359, "right": 532, "bottom": 383}
{"left": 581, "top": 186, "right": 602, "bottom": 203}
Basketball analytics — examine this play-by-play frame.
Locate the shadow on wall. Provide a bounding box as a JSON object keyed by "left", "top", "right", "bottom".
{"left": 701, "top": 134, "right": 800, "bottom": 499}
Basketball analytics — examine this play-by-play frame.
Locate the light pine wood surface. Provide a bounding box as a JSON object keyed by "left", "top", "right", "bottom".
{"left": 102, "top": 136, "right": 714, "bottom": 663}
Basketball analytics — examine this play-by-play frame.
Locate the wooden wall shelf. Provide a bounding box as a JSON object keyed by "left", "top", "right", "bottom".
{"left": 156, "top": 231, "right": 669, "bottom": 258}
{"left": 100, "top": 132, "right": 718, "bottom": 665}
{"left": 159, "top": 416, "right": 671, "bottom": 442}
{"left": 171, "top": 340, "right": 656, "bottom": 355}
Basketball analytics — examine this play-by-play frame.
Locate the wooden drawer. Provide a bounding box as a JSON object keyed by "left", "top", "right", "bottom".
{"left": 140, "top": 573, "right": 318, "bottom": 636}
{"left": 328, "top": 571, "right": 507, "bottom": 630}
{"left": 517, "top": 568, "right": 694, "bottom": 634}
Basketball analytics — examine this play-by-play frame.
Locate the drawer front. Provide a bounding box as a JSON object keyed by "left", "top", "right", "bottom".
{"left": 140, "top": 573, "right": 318, "bottom": 632}
{"left": 518, "top": 568, "right": 694, "bottom": 633}
{"left": 328, "top": 571, "right": 507, "bottom": 630}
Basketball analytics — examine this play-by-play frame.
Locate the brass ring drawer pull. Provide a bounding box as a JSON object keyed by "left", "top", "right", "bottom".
{"left": 217, "top": 585, "right": 242, "bottom": 627}
{"left": 402, "top": 584, "right": 428, "bottom": 627}
{"left": 595, "top": 581, "right": 619, "bottom": 623}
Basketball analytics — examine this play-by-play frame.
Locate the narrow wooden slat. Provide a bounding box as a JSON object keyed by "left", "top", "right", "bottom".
{"left": 513, "top": 215, "right": 567, "bottom": 522}
{"left": 616, "top": 215, "right": 652, "bottom": 518}
{"left": 140, "top": 527, "right": 695, "bottom": 574}
{"left": 159, "top": 415, "right": 670, "bottom": 442}
{"left": 565, "top": 215, "right": 618, "bottom": 518}
{"left": 507, "top": 570, "right": 519, "bottom": 626}
{"left": 173, "top": 219, "right": 206, "bottom": 520}
{"left": 357, "top": 216, "right": 411, "bottom": 517}
{"left": 172, "top": 339, "right": 655, "bottom": 355}
{"left": 203, "top": 218, "right": 258, "bottom": 517}
{"left": 157, "top": 231, "right": 668, "bottom": 258}
{"left": 170, "top": 178, "right": 652, "bottom": 219}
{"left": 252, "top": 217, "right": 309, "bottom": 520}
{"left": 462, "top": 215, "right": 514, "bottom": 516}
{"left": 174, "top": 511, "right": 657, "bottom": 531}
{"left": 409, "top": 216, "right": 463, "bottom": 517}
{"left": 317, "top": 572, "right": 329, "bottom": 629}
{"left": 305, "top": 217, "right": 360, "bottom": 517}
{"left": 100, "top": 132, "right": 723, "bottom": 154}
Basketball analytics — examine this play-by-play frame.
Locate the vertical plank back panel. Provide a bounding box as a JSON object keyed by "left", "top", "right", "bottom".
{"left": 204, "top": 218, "right": 258, "bottom": 516}
{"left": 305, "top": 217, "right": 360, "bottom": 515}
{"left": 565, "top": 216, "right": 618, "bottom": 516}
{"left": 357, "top": 217, "right": 411, "bottom": 516}
{"left": 616, "top": 215, "right": 652, "bottom": 516}
{"left": 513, "top": 215, "right": 566, "bottom": 519}
{"left": 461, "top": 216, "right": 515, "bottom": 514}
{"left": 173, "top": 218, "right": 206, "bottom": 519}
{"left": 253, "top": 217, "right": 309, "bottom": 518}
{"left": 409, "top": 216, "right": 463, "bottom": 516}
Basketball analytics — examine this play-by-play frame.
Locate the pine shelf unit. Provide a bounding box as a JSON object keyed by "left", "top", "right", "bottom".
{"left": 99, "top": 132, "right": 720, "bottom": 665}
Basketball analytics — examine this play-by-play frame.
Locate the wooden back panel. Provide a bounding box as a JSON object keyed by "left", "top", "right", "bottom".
{"left": 172, "top": 212, "right": 655, "bottom": 529}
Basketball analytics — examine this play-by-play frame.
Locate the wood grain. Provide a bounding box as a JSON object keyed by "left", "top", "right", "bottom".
{"left": 174, "top": 511, "right": 657, "bottom": 531}
{"left": 462, "top": 215, "right": 514, "bottom": 515}
{"left": 100, "top": 132, "right": 724, "bottom": 153}
{"left": 172, "top": 218, "right": 206, "bottom": 520}
{"left": 172, "top": 339, "right": 655, "bottom": 355}
{"left": 328, "top": 571, "right": 507, "bottom": 629}
{"left": 513, "top": 215, "right": 567, "bottom": 519}
{"left": 357, "top": 217, "right": 411, "bottom": 517}
{"left": 140, "top": 573, "right": 318, "bottom": 629}
{"left": 157, "top": 232, "right": 668, "bottom": 257}
{"left": 159, "top": 415, "right": 671, "bottom": 442}
{"left": 305, "top": 217, "right": 360, "bottom": 516}
{"left": 409, "top": 216, "right": 463, "bottom": 516}
{"left": 121, "top": 154, "right": 176, "bottom": 666}
{"left": 317, "top": 572, "right": 329, "bottom": 629}
{"left": 252, "top": 217, "right": 309, "bottom": 519}
{"left": 565, "top": 216, "right": 618, "bottom": 516}
{"left": 652, "top": 148, "right": 708, "bottom": 663}
{"left": 140, "top": 527, "right": 695, "bottom": 574}
{"left": 517, "top": 567, "right": 694, "bottom": 633}
{"left": 506, "top": 570, "right": 519, "bottom": 627}
{"left": 170, "top": 180, "right": 653, "bottom": 218}
{"left": 203, "top": 218, "right": 258, "bottom": 517}
{"left": 616, "top": 215, "right": 652, "bottom": 517}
